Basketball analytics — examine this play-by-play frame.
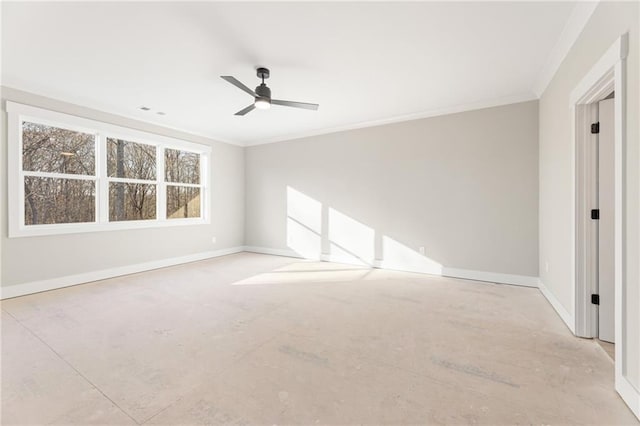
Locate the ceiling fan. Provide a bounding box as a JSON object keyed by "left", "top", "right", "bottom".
{"left": 221, "top": 67, "right": 319, "bottom": 116}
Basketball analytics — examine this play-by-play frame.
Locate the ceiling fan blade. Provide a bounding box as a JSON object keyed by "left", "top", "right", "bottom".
{"left": 272, "top": 99, "right": 319, "bottom": 111}
{"left": 235, "top": 104, "right": 255, "bottom": 116}
{"left": 221, "top": 76, "right": 256, "bottom": 97}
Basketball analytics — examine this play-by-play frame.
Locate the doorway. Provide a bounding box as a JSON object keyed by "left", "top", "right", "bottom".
{"left": 575, "top": 90, "right": 617, "bottom": 344}
{"left": 570, "top": 33, "right": 637, "bottom": 417}
{"left": 596, "top": 94, "right": 615, "bottom": 349}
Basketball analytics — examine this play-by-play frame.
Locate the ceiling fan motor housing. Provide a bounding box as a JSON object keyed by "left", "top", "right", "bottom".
{"left": 255, "top": 83, "right": 271, "bottom": 103}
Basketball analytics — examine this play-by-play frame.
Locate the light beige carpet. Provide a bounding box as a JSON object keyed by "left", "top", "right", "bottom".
{"left": 1, "top": 252, "right": 637, "bottom": 425}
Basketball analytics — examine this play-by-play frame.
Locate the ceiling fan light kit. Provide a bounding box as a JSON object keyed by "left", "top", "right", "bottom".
{"left": 254, "top": 98, "right": 271, "bottom": 109}
{"left": 221, "top": 67, "right": 319, "bottom": 116}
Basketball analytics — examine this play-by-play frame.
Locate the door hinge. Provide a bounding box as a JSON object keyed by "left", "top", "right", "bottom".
{"left": 591, "top": 122, "right": 600, "bottom": 134}
{"left": 591, "top": 294, "right": 600, "bottom": 305}
{"left": 591, "top": 209, "right": 600, "bottom": 220}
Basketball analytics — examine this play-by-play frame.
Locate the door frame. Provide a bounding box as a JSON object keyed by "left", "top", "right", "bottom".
{"left": 570, "top": 32, "right": 638, "bottom": 414}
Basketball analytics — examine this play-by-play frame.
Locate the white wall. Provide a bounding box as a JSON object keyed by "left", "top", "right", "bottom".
{"left": 0, "top": 87, "right": 245, "bottom": 289}
{"left": 539, "top": 1, "right": 639, "bottom": 389}
{"left": 245, "top": 101, "right": 539, "bottom": 284}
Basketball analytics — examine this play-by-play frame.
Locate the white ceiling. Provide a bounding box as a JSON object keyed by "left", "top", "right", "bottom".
{"left": 2, "top": 2, "right": 577, "bottom": 146}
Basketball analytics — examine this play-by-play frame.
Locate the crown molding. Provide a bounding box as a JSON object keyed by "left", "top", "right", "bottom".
{"left": 532, "top": 1, "right": 599, "bottom": 97}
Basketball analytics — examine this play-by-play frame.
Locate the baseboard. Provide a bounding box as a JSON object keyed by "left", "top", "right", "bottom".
{"left": 538, "top": 279, "right": 576, "bottom": 334}
{"left": 617, "top": 375, "right": 640, "bottom": 421}
{"left": 246, "top": 246, "right": 539, "bottom": 288}
{"left": 441, "top": 267, "right": 539, "bottom": 287}
{"left": 0, "top": 246, "right": 245, "bottom": 299}
{"left": 375, "top": 260, "right": 538, "bottom": 287}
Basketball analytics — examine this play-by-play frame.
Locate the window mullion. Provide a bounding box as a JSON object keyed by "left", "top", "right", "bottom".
{"left": 16, "top": 119, "right": 25, "bottom": 231}
{"left": 165, "top": 182, "right": 201, "bottom": 189}
{"left": 157, "top": 145, "right": 166, "bottom": 220}
{"left": 107, "top": 177, "right": 157, "bottom": 185}
{"left": 98, "top": 133, "right": 109, "bottom": 224}
{"left": 201, "top": 152, "right": 208, "bottom": 222}
{"left": 21, "top": 171, "right": 97, "bottom": 181}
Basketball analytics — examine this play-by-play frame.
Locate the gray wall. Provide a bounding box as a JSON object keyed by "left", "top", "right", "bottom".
{"left": 538, "top": 1, "right": 639, "bottom": 388}
{"left": 1, "top": 87, "right": 245, "bottom": 287}
{"left": 245, "top": 100, "right": 539, "bottom": 278}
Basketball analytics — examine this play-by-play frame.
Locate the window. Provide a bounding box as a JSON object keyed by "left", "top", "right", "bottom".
{"left": 22, "top": 121, "right": 97, "bottom": 225}
{"left": 107, "top": 138, "right": 157, "bottom": 221}
{"left": 8, "top": 102, "right": 211, "bottom": 237}
{"left": 165, "top": 149, "right": 201, "bottom": 219}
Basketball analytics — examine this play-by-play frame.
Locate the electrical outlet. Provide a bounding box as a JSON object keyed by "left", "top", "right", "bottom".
{"left": 545, "top": 261, "right": 549, "bottom": 273}
{"left": 419, "top": 246, "right": 425, "bottom": 255}
{"left": 211, "top": 236, "right": 217, "bottom": 244}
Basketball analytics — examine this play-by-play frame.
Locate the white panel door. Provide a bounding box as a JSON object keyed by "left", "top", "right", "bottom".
{"left": 598, "top": 97, "right": 615, "bottom": 343}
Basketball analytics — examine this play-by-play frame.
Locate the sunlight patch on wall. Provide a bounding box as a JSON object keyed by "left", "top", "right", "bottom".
{"left": 287, "top": 218, "right": 322, "bottom": 259}
{"left": 285, "top": 186, "right": 443, "bottom": 276}
{"left": 287, "top": 186, "right": 322, "bottom": 259}
{"left": 287, "top": 187, "right": 321, "bottom": 233}
{"left": 381, "top": 236, "right": 442, "bottom": 275}
{"left": 328, "top": 208, "right": 374, "bottom": 266}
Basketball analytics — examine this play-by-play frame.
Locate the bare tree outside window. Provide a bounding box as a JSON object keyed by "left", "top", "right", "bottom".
{"left": 167, "top": 186, "right": 200, "bottom": 219}
{"left": 107, "top": 138, "right": 156, "bottom": 180}
{"left": 165, "top": 148, "right": 199, "bottom": 184}
{"left": 108, "top": 183, "right": 156, "bottom": 221}
{"left": 165, "top": 148, "right": 201, "bottom": 219}
{"left": 23, "top": 122, "right": 95, "bottom": 175}
{"left": 107, "top": 138, "right": 157, "bottom": 221}
{"left": 22, "top": 121, "right": 96, "bottom": 225}
{"left": 24, "top": 177, "right": 95, "bottom": 225}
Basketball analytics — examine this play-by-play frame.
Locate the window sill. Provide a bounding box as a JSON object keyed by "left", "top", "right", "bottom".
{"left": 9, "top": 218, "right": 210, "bottom": 238}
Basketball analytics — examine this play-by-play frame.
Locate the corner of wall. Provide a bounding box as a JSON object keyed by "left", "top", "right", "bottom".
{"left": 538, "top": 279, "right": 575, "bottom": 334}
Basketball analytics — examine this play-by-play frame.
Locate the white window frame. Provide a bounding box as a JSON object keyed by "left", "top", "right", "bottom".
{"left": 19, "top": 117, "right": 100, "bottom": 229}
{"left": 7, "top": 101, "right": 211, "bottom": 237}
{"left": 104, "top": 134, "right": 160, "bottom": 223}
{"left": 163, "top": 148, "right": 205, "bottom": 221}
